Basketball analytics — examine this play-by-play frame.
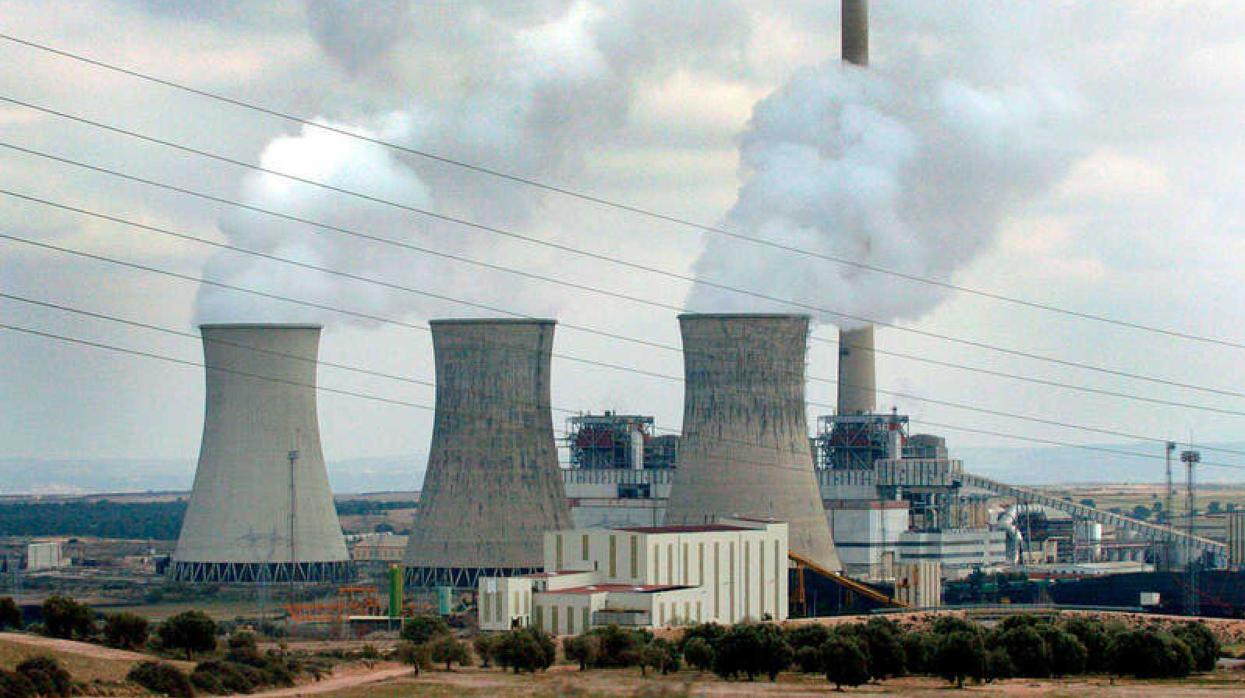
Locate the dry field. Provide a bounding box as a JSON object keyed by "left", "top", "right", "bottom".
{"left": 0, "top": 632, "right": 192, "bottom": 682}
{"left": 318, "top": 664, "right": 1245, "bottom": 698}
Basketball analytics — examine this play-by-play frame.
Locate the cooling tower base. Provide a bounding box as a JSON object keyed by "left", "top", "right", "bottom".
{"left": 405, "top": 565, "right": 542, "bottom": 590}
{"left": 168, "top": 560, "right": 355, "bottom": 585}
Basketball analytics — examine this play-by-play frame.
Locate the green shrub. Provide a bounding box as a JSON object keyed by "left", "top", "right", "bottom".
{"left": 189, "top": 666, "right": 225, "bottom": 695}
{"left": 400, "top": 615, "right": 450, "bottom": 645}
{"left": 15, "top": 656, "right": 71, "bottom": 697}
{"left": 1107, "top": 628, "right": 1194, "bottom": 679}
{"left": 0, "top": 597, "right": 22, "bottom": 630}
{"left": 794, "top": 645, "right": 821, "bottom": 674}
{"left": 683, "top": 636, "right": 714, "bottom": 673}
{"left": 900, "top": 632, "right": 937, "bottom": 675}
{"left": 563, "top": 634, "right": 601, "bottom": 671}
{"left": 473, "top": 634, "right": 501, "bottom": 668}
{"left": 0, "top": 669, "right": 35, "bottom": 698}
{"left": 158, "top": 610, "right": 218, "bottom": 660}
{"left": 1040, "top": 627, "right": 1087, "bottom": 677}
{"left": 935, "top": 630, "right": 987, "bottom": 688}
{"left": 495, "top": 627, "right": 556, "bottom": 674}
{"left": 428, "top": 636, "right": 473, "bottom": 671}
{"left": 39, "top": 596, "right": 94, "bottom": 640}
{"left": 1060, "top": 616, "right": 1112, "bottom": 673}
{"left": 585, "top": 625, "right": 651, "bottom": 668}
{"left": 784, "top": 623, "right": 831, "bottom": 652}
{"left": 128, "top": 661, "right": 193, "bottom": 698}
{"left": 678, "top": 623, "right": 726, "bottom": 651}
{"left": 639, "top": 638, "right": 680, "bottom": 676}
{"left": 712, "top": 623, "right": 792, "bottom": 682}
{"left": 1173, "top": 622, "right": 1219, "bottom": 672}
{"left": 985, "top": 646, "right": 1015, "bottom": 682}
{"left": 860, "top": 618, "right": 906, "bottom": 678}
{"left": 820, "top": 636, "right": 870, "bottom": 690}
{"left": 103, "top": 612, "right": 149, "bottom": 650}
{"left": 999, "top": 625, "right": 1051, "bottom": 678}
{"left": 396, "top": 642, "right": 432, "bottom": 675}
{"left": 930, "top": 616, "right": 980, "bottom": 638}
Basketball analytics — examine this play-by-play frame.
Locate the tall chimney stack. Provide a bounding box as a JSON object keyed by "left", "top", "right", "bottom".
{"left": 837, "top": 0, "right": 878, "bottom": 417}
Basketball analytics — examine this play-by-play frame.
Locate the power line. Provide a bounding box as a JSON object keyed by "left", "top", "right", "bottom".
{"left": 5, "top": 151, "right": 1243, "bottom": 421}
{"left": 7, "top": 228, "right": 1245, "bottom": 465}
{"left": 3, "top": 31, "right": 1243, "bottom": 352}
{"left": 4, "top": 131, "right": 1245, "bottom": 404}
{"left": 3, "top": 317, "right": 1239, "bottom": 473}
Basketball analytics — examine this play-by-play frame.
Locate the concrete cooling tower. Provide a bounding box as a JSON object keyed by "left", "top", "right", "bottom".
{"left": 170, "top": 324, "right": 351, "bottom": 584}
{"left": 837, "top": 326, "right": 877, "bottom": 415}
{"left": 664, "top": 314, "right": 843, "bottom": 572}
{"left": 404, "top": 319, "right": 572, "bottom": 588}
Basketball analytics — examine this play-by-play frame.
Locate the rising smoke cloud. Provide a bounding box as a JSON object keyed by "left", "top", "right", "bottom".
{"left": 686, "top": 58, "right": 1079, "bottom": 328}
{"left": 196, "top": 0, "right": 748, "bottom": 326}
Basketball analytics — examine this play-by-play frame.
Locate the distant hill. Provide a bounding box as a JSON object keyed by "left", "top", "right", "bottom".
{"left": 0, "top": 455, "right": 425, "bottom": 496}
{"left": 2, "top": 441, "right": 1242, "bottom": 494}
{"left": 956, "top": 442, "right": 1245, "bottom": 485}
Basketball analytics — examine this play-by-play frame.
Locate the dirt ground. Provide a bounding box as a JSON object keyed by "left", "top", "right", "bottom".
{"left": 311, "top": 664, "right": 1245, "bottom": 698}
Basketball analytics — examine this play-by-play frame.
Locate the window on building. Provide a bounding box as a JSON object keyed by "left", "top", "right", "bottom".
{"left": 482, "top": 592, "right": 491, "bottom": 623}
{"left": 713, "top": 542, "right": 720, "bottom": 619}
{"left": 629, "top": 535, "right": 638, "bottom": 579}
{"left": 534, "top": 604, "right": 543, "bottom": 630}
{"left": 556, "top": 535, "right": 564, "bottom": 570}
{"left": 609, "top": 535, "right": 617, "bottom": 577}
{"left": 667, "top": 543, "right": 673, "bottom": 583}
{"left": 744, "top": 540, "right": 751, "bottom": 619}
{"left": 682, "top": 543, "right": 689, "bottom": 585}
{"left": 582, "top": 534, "right": 590, "bottom": 560}
{"left": 551, "top": 606, "right": 559, "bottom": 635}
{"left": 567, "top": 605, "right": 574, "bottom": 634}
{"left": 582, "top": 606, "right": 590, "bottom": 632}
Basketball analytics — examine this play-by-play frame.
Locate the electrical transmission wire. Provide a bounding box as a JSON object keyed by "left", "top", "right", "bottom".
{"left": 6, "top": 226, "right": 1245, "bottom": 464}
{"left": 3, "top": 31, "right": 1243, "bottom": 352}
{"left": 5, "top": 147, "right": 1243, "bottom": 420}
{"left": 3, "top": 317, "right": 1240, "bottom": 474}
{"left": 3, "top": 126, "right": 1243, "bottom": 404}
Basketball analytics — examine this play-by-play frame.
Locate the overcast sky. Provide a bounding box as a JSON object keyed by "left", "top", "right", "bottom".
{"left": 2, "top": 1, "right": 1244, "bottom": 485}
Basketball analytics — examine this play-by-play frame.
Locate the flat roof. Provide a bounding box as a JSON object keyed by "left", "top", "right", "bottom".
{"left": 429, "top": 318, "right": 555, "bottom": 326}
{"left": 615, "top": 524, "right": 749, "bottom": 534}
{"left": 542, "top": 584, "right": 693, "bottom": 595}
{"left": 199, "top": 323, "right": 322, "bottom": 330}
{"left": 677, "top": 313, "right": 809, "bottom": 320}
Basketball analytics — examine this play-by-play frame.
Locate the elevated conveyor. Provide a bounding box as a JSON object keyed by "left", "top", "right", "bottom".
{"left": 961, "top": 473, "right": 1226, "bottom": 558}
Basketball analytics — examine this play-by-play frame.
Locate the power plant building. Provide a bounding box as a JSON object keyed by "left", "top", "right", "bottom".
{"left": 171, "top": 324, "right": 351, "bottom": 583}
{"left": 404, "top": 319, "right": 572, "bottom": 588}
{"left": 664, "top": 314, "right": 843, "bottom": 572}
{"left": 478, "top": 518, "right": 789, "bottom": 633}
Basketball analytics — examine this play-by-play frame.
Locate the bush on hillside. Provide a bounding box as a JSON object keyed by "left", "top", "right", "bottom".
{"left": 103, "top": 612, "right": 149, "bottom": 650}
{"left": 0, "top": 597, "right": 22, "bottom": 631}
{"left": 473, "top": 634, "right": 501, "bottom": 668}
{"left": 15, "top": 656, "right": 71, "bottom": 697}
{"left": 935, "top": 631, "right": 987, "bottom": 688}
{"left": 683, "top": 636, "right": 714, "bottom": 673}
{"left": 639, "top": 638, "right": 681, "bottom": 676}
{"left": 1108, "top": 628, "right": 1194, "bottom": 679}
{"left": 428, "top": 636, "right": 473, "bottom": 671}
{"left": 128, "top": 661, "right": 193, "bottom": 698}
{"left": 495, "top": 627, "right": 556, "bottom": 674}
{"left": 711, "top": 623, "right": 791, "bottom": 682}
{"left": 1173, "top": 622, "right": 1220, "bottom": 672}
{"left": 900, "top": 632, "right": 938, "bottom": 675}
{"left": 158, "top": 610, "right": 218, "bottom": 660}
{"left": 563, "top": 634, "right": 601, "bottom": 671}
{"left": 40, "top": 596, "right": 94, "bottom": 640}
{"left": 0, "top": 669, "right": 35, "bottom": 698}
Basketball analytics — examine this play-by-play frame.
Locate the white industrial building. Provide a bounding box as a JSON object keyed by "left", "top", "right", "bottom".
{"left": 25, "top": 541, "right": 68, "bottom": 571}
{"left": 478, "top": 518, "right": 788, "bottom": 633}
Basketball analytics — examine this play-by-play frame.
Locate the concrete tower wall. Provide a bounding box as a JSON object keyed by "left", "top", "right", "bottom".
{"left": 837, "top": 326, "right": 877, "bottom": 415}
{"left": 404, "top": 319, "right": 572, "bottom": 588}
{"left": 664, "top": 314, "right": 843, "bottom": 571}
{"left": 171, "top": 324, "right": 350, "bottom": 584}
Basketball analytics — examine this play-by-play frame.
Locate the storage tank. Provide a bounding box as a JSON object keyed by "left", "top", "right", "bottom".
{"left": 170, "top": 324, "right": 351, "bottom": 583}
{"left": 404, "top": 319, "right": 572, "bottom": 588}
{"left": 664, "top": 314, "right": 842, "bottom": 571}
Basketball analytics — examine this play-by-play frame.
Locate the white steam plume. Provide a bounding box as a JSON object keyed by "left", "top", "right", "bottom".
{"left": 197, "top": 0, "right": 748, "bottom": 325}
{"left": 686, "top": 59, "right": 1079, "bottom": 328}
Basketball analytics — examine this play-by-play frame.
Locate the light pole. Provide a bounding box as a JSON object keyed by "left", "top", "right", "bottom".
{"left": 1181, "top": 449, "right": 1200, "bottom": 616}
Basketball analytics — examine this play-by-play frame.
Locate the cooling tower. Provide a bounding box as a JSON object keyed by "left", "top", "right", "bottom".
{"left": 170, "top": 324, "right": 351, "bottom": 584}
{"left": 837, "top": 326, "right": 877, "bottom": 415}
{"left": 404, "top": 319, "right": 572, "bottom": 588}
{"left": 665, "top": 314, "right": 843, "bottom": 572}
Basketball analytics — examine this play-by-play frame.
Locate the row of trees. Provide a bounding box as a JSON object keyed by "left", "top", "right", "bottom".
{"left": 554, "top": 614, "right": 1219, "bottom": 689}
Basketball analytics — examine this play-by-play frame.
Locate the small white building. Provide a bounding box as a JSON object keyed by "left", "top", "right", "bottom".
{"left": 479, "top": 518, "right": 788, "bottom": 633}
{"left": 25, "top": 541, "right": 67, "bottom": 570}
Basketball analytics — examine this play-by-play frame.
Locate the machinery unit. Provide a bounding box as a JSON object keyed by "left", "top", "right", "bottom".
{"left": 664, "top": 313, "right": 843, "bottom": 572}
{"left": 817, "top": 411, "right": 909, "bottom": 470}
{"left": 171, "top": 324, "right": 351, "bottom": 584}
{"left": 404, "top": 319, "right": 572, "bottom": 589}
{"left": 565, "top": 412, "right": 677, "bottom": 471}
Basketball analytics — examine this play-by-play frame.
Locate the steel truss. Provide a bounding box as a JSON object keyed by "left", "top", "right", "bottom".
{"left": 167, "top": 560, "right": 355, "bottom": 584}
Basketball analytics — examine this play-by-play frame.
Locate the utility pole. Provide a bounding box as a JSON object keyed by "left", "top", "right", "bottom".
{"left": 1181, "top": 449, "right": 1200, "bottom": 616}
{"left": 1164, "top": 442, "right": 1176, "bottom": 570}
{"left": 287, "top": 448, "right": 299, "bottom": 625}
